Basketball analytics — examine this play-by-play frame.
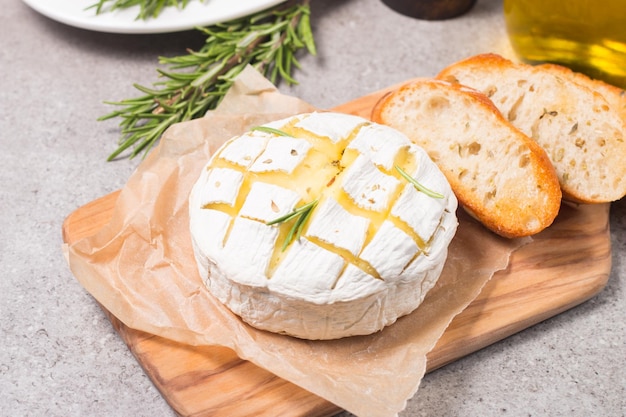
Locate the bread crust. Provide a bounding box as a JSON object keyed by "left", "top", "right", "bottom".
{"left": 372, "top": 78, "right": 562, "bottom": 238}
{"left": 437, "top": 53, "right": 626, "bottom": 203}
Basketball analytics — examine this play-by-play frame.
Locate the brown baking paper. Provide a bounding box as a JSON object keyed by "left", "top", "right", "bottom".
{"left": 65, "top": 66, "right": 526, "bottom": 417}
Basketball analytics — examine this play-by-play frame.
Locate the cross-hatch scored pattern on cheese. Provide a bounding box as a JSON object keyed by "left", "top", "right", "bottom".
{"left": 199, "top": 113, "right": 449, "bottom": 286}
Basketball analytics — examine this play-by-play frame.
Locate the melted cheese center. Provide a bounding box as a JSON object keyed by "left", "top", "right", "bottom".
{"left": 201, "top": 113, "right": 446, "bottom": 281}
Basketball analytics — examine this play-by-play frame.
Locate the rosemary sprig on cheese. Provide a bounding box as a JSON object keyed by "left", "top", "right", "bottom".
{"left": 88, "top": 0, "right": 191, "bottom": 20}
{"left": 100, "top": 0, "right": 314, "bottom": 160}
{"left": 251, "top": 126, "right": 294, "bottom": 137}
{"left": 267, "top": 199, "right": 318, "bottom": 251}
{"left": 395, "top": 165, "right": 444, "bottom": 199}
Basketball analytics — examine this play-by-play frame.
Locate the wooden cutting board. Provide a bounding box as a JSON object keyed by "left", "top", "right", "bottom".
{"left": 62, "top": 85, "right": 612, "bottom": 417}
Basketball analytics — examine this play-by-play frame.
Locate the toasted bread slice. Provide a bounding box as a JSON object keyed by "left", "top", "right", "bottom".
{"left": 437, "top": 53, "right": 626, "bottom": 203}
{"left": 537, "top": 63, "right": 626, "bottom": 121}
{"left": 372, "top": 78, "right": 561, "bottom": 238}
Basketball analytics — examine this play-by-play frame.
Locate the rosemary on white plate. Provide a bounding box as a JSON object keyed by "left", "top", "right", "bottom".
{"left": 88, "top": 0, "right": 193, "bottom": 20}
{"left": 100, "top": 0, "right": 314, "bottom": 160}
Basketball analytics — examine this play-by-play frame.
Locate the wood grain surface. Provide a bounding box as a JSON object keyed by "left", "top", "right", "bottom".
{"left": 62, "top": 85, "right": 612, "bottom": 417}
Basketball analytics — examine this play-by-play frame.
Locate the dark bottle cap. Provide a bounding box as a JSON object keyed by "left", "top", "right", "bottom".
{"left": 382, "top": 0, "right": 477, "bottom": 20}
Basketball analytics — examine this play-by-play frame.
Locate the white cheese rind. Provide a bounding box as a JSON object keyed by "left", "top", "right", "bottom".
{"left": 333, "top": 264, "right": 386, "bottom": 302}
{"left": 392, "top": 183, "right": 445, "bottom": 243}
{"left": 341, "top": 154, "right": 401, "bottom": 212}
{"left": 269, "top": 238, "right": 346, "bottom": 303}
{"left": 189, "top": 111, "right": 458, "bottom": 340}
{"left": 359, "top": 220, "right": 419, "bottom": 279}
{"left": 217, "top": 131, "right": 270, "bottom": 168}
{"left": 220, "top": 217, "right": 278, "bottom": 286}
{"left": 239, "top": 182, "right": 301, "bottom": 223}
{"left": 249, "top": 136, "right": 312, "bottom": 174}
{"left": 294, "top": 112, "right": 367, "bottom": 142}
{"left": 305, "top": 197, "right": 370, "bottom": 256}
{"left": 189, "top": 208, "right": 230, "bottom": 259}
{"left": 392, "top": 147, "right": 450, "bottom": 242}
{"left": 347, "top": 123, "right": 409, "bottom": 170}
{"left": 199, "top": 168, "right": 244, "bottom": 206}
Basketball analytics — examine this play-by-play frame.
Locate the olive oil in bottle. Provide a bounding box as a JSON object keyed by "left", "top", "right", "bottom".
{"left": 504, "top": 0, "right": 626, "bottom": 88}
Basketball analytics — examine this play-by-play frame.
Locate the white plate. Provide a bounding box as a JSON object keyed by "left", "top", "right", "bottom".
{"left": 22, "top": 0, "right": 288, "bottom": 34}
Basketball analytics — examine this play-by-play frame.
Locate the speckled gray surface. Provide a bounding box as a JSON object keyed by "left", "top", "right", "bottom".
{"left": 1, "top": 0, "right": 625, "bottom": 416}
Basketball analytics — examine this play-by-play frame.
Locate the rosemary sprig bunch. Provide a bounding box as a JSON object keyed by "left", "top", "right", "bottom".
{"left": 89, "top": 0, "right": 193, "bottom": 20}
{"left": 101, "top": 0, "right": 315, "bottom": 160}
{"left": 267, "top": 199, "right": 318, "bottom": 251}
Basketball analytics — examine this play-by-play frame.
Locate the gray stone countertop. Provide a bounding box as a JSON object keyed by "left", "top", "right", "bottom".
{"left": 1, "top": 0, "right": 624, "bottom": 416}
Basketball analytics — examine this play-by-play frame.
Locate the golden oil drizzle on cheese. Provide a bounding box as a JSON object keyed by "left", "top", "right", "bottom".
{"left": 307, "top": 236, "right": 381, "bottom": 280}
{"left": 390, "top": 148, "right": 431, "bottom": 250}
{"left": 203, "top": 115, "right": 439, "bottom": 282}
{"left": 263, "top": 120, "right": 349, "bottom": 276}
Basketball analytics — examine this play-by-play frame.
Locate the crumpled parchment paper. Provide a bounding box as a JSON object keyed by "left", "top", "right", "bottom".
{"left": 65, "top": 66, "right": 525, "bottom": 417}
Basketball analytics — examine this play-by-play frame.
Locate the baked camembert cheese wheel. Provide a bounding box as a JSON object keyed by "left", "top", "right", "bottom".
{"left": 189, "top": 112, "right": 458, "bottom": 340}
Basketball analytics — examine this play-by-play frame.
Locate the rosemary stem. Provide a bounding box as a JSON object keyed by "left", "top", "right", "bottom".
{"left": 100, "top": 0, "right": 314, "bottom": 160}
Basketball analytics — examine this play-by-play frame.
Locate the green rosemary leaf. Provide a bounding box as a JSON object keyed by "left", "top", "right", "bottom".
{"left": 101, "top": 0, "right": 314, "bottom": 160}
{"left": 251, "top": 126, "right": 293, "bottom": 137}
{"left": 297, "top": 12, "right": 316, "bottom": 55}
{"left": 294, "top": 199, "right": 316, "bottom": 241}
{"left": 267, "top": 199, "right": 318, "bottom": 251}
{"left": 281, "top": 222, "right": 299, "bottom": 252}
{"left": 189, "top": 61, "right": 227, "bottom": 88}
{"left": 88, "top": 0, "right": 192, "bottom": 20}
{"left": 266, "top": 200, "right": 314, "bottom": 226}
{"left": 395, "top": 165, "right": 445, "bottom": 199}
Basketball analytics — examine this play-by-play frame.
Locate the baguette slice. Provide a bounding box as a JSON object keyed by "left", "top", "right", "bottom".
{"left": 372, "top": 78, "right": 561, "bottom": 238}
{"left": 437, "top": 53, "right": 626, "bottom": 203}
{"left": 537, "top": 63, "right": 626, "bottom": 121}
